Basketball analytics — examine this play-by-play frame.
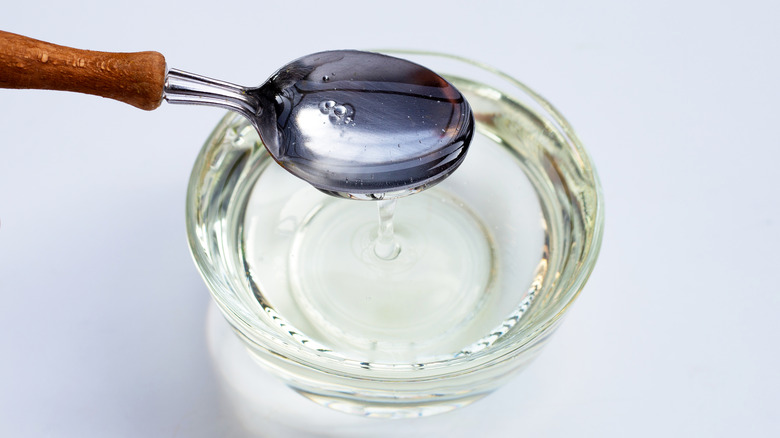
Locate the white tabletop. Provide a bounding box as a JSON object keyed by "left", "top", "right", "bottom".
{"left": 1, "top": 1, "right": 778, "bottom": 436}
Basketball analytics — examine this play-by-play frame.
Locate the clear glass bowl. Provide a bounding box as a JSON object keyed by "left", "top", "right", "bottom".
{"left": 186, "top": 51, "right": 604, "bottom": 418}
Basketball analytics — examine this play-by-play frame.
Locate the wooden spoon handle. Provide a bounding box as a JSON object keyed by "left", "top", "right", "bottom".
{"left": 0, "top": 31, "right": 166, "bottom": 110}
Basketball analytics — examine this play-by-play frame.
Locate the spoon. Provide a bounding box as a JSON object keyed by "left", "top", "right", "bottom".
{"left": 0, "top": 31, "right": 474, "bottom": 200}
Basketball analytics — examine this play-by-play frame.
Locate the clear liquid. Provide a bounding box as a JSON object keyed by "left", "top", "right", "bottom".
{"left": 286, "top": 191, "right": 494, "bottom": 361}
{"left": 373, "top": 200, "right": 401, "bottom": 260}
{"left": 240, "top": 95, "right": 548, "bottom": 363}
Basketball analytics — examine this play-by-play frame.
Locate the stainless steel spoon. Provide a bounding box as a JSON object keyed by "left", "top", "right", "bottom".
{"left": 0, "top": 31, "right": 474, "bottom": 200}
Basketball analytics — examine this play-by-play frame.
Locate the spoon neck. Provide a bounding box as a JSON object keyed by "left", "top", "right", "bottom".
{"left": 163, "top": 69, "right": 259, "bottom": 119}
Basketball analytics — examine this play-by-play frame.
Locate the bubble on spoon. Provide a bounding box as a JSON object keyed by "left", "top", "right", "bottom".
{"left": 319, "top": 100, "right": 336, "bottom": 114}
{"left": 320, "top": 101, "right": 355, "bottom": 125}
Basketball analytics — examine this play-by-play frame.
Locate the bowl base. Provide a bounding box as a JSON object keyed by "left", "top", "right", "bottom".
{"left": 295, "top": 389, "right": 489, "bottom": 419}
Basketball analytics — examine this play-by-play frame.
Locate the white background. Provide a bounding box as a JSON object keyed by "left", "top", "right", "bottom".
{"left": 1, "top": 1, "right": 778, "bottom": 436}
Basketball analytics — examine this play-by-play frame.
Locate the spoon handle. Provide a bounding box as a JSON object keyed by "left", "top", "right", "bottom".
{"left": 0, "top": 30, "right": 166, "bottom": 110}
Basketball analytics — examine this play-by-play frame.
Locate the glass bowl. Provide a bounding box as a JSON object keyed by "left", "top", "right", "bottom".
{"left": 186, "top": 51, "right": 604, "bottom": 418}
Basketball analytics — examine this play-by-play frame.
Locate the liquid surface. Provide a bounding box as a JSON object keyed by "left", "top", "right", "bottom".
{"left": 239, "top": 109, "right": 547, "bottom": 363}
{"left": 250, "top": 51, "right": 474, "bottom": 199}
{"left": 287, "top": 192, "right": 493, "bottom": 360}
